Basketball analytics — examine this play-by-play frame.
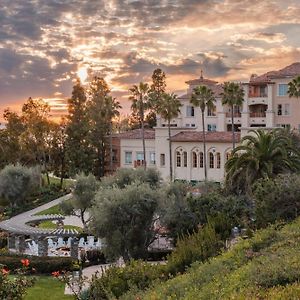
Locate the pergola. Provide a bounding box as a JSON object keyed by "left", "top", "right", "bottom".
{"left": 0, "top": 206, "right": 81, "bottom": 258}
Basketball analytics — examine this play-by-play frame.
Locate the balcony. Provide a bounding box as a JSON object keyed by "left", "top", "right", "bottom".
{"left": 249, "top": 112, "right": 266, "bottom": 118}
{"left": 225, "top": 112, "right": 241, "bottom": 118}
{"left": 249, "top": 92, "right": 268, "bottom": 98}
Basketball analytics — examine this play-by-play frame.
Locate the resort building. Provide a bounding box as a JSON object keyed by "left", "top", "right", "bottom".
{"left": 112, "top": 62, "right": 300, "bottom": 182}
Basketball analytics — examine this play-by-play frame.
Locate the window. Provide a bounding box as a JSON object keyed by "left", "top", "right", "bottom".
{"left": 160, "top": 154, "right": 165, "bottom": 167}
{"left": 284, "top": 104, "right": 290, "bottom": 115}
{"left": 277, "top": 104, "right": 282, "bottom": 116}
{"left": 207, "top": 105, "right": 216, "bottom": 116}
{"left": 183, "top": 151, "right": 187, "bottom": 167}
{"left": 191, "top": 124, "right": 196, "bottom": 127}
{"left": 207, "top": 124, "right": 217, "bottom": 131}
{"left": 112, "top": 149, "right": 118, "bottom": 162}
{"left": 125, "top": 151, "right": 132, "bottom": 164}
{"left": 277, "top": 124, "right": 291, "bottom": 130}
{"left": 150, "top": 152, "right": 156, "bottom": 165}
{"left": 226, "top": 151, "right": 232, "bottom": 161}
{"left": 199, "top": 152, "right": 204, "bottom": 168}
{"left": 176, "top": 151, "right": 181, "bottom": 167}
{"left": 209, "top": 152, "right": 214, "bottom": 168}
{"left": 278, "top": 84, "right": 288, "bottom": 96}
{"left": 216, "top": 152, "right": 221, "bottom": 169}
{"left": 186, "top": 106, "right": 195, "bottom": 117}
{"left": 192, "top": 152, "right": 198, "bottom": 168}
{"left": 136, "top": 152, "right": 144, "bottom": 161}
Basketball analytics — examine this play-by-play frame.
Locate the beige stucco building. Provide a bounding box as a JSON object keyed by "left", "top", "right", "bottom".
{"left": 114, "top": 62, "right": 300, "bottom": 182}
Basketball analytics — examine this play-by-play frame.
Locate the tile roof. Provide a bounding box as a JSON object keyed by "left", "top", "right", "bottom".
{"left": 179, "top": 84, "right": 224, "bottom": 99}
{"left": 170, "top": 131, "right": 240, "bottom": 143}
{"left": 112, "top": 128, "right": 155, "bottom": 140}
{"left": 185, "top": 77, "right": 218, "bottom": 86}
{"left": 250, "top": 62, "right": 300, "bottom": 83}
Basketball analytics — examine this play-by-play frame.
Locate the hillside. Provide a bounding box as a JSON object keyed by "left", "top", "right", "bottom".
{"left": 123, "top": 218, "right": 300, "bottom": 299}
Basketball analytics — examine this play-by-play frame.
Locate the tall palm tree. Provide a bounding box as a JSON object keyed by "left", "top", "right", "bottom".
{"left": 105, "top": 96, "right": 121, "bottom": 173}
{"left": 129, "top": 82, "right": 150, "bottom": 169}
{"left": 156, "top": 93, "right": 182, "bottom": 181}
{"left": 221, "top": 82, "right": 244, "bottom": 149}
{"left": 288, "top": 75, "right": 300, "bottom": 98}
{"left": 190, "top": 85, "right": 215, "bottom": 181}
{"left": 225, "top": 129, "right": 300, "bottom": 193}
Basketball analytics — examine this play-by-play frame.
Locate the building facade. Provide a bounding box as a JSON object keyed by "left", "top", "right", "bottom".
{"left": 114, "top": 62, "right": 300, "bottom": 182}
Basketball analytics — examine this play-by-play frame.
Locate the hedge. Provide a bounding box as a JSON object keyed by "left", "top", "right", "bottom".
{"left": 0, "top": 254, "right": 76, "bottom": 274}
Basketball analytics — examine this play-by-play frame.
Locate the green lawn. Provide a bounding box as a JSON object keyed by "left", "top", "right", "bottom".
{"left": 24, "top": 276, "right": 74, "bottom": 300}
{"left": 35, "top": 203, "right": 64, "bottom": 216}
{"left": 38, "top": 220, "right": 82, "bottom": 232}
{"left": 42, "top": 175, "right": 75, "bottom": 189}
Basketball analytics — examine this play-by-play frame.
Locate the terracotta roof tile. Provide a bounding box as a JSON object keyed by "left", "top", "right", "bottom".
{"left": 170, "top": 131, "right": 240, "bottom": 143}
{"left": 112, "top": 129, "right": 155, "bottom": 140}
{"left": 250, "top": 62, "right": 300, "bottom": 83}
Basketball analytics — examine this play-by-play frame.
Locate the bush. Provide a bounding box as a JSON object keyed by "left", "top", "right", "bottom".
{"left": 88, "top": 260, "right": 166, "bottom": 299}
{"left": 0, "top": 253, "right": 75, "bottom": 274}
{"left": 166, "top": 222, "right": 223, "bottom": 275}
{"left": 85, "top": 249, "right": 106, "bottom": 265}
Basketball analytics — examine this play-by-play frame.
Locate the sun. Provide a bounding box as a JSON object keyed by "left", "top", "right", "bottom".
{"left": 77, "top": 66, "right": 88, "bottom": 83}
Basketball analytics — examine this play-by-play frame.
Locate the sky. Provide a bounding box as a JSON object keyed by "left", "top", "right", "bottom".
{"left": 0, "top": 0, "right": 300, "bottom": 121}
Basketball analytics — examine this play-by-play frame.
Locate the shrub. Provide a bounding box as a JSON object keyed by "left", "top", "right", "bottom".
{"left": 85, "top": 249, "right": 106, "bottom": 265}
{"left": 253, "top": 174, "right": 300, "bottom": 227}
{"left": 166, "top": 222, "right": 223, "bottom": 275}
{"left": 88, "top": 260, "right": 166, "bottom": 299}
{"left": 0, "top": 253, "right": 75, "bottom": 274}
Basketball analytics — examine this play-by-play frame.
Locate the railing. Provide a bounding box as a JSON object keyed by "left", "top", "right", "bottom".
{"left": 225, "top": 112, "right": 241, "bottom": 118}
{"left": 249, "top": 92, "right": 268, "bottom": 98}
{"left": 249, "top": 112, "right": 266, "bottom": 118}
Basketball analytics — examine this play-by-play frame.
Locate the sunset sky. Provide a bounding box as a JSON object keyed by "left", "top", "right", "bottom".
{"left": 1, "top": 0, "right": 300, "bottom": 121}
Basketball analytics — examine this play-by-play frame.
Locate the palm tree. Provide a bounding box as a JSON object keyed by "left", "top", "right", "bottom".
{"left": 190, "top": 85, "right": 215, "bottom": 181}
{"left": 225, "top": 129, "right": 300, "bottom": 193}
{"left": 221, "top": 82, "right": 244, "bottom": 149}
{"left": 156, "top": 93, "right": 182, "bottom": 181}
{"left": 288, "top": 75, "right": 300, "bottom": 98}
{"left": 129, "top": 82, "right": 150, "bottom": 169}
{"left": 105, "top": 96, "right": 121, "bottom": 173}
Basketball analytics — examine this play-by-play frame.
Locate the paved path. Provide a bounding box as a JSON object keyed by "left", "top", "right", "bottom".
{"left": 0, "top": 193, "right": 73, "bottom": 236}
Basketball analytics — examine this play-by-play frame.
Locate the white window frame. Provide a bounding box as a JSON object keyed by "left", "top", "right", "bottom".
{"left": 149, "top": 152, "right": 156, "bottom": 165}
{"left": 125, "top": 151, "right": 132, "bottom": 164}
{"left": 278, "top": 83, "right": 288, "bottom": 96}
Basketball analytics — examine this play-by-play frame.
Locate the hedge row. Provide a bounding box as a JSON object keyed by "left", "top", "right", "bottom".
{"left": 0, "top": 254, "right": 75, "bottom": 274}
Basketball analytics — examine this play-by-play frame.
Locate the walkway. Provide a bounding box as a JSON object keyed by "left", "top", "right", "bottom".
{"left": 0, "top": 193, "right": 76, "bottom": 236}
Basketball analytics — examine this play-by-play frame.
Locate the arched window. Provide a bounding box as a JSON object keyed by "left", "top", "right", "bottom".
{"left": 226, "top": 151, "right": 232, "bottom": 161}
{"left": 209, "top": 152, "right": 214, "bottom": 168}
{"left": 183, "top": 151, "right": 188, "bottom": 167}
{"left": 176, "top": 151, "right": 181, "bottom": 167}
{"left": 216, "top": 152, "right": 221, "bottom": 169}
{"left": 192, "top": 152, "right": 198, "bottom": 168}
{"left": 199, "top": 152, "right": 204, "bottom": 168}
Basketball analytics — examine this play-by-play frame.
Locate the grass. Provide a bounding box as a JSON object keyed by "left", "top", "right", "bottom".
{"left": 123, "top": 217, "right": 300, "bottom": 299}
{"left": 42, "top": 174, "right": 74, "bottom": 189}
{"left": 24, "top": 276, "right": 74, "bottom": 300}
{"left": 38, "top": 220, "right": 82, "bottom": 232}
{"left": 35, "top": 203, "right": 64, "bottom": 216}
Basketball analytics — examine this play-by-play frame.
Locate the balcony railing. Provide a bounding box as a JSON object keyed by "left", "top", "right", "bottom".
{"left": 225, "top": 112, "right": 241, "bottom": 118}
{"left": 249, "top": 112, "right": 266, "bottom": 118}
{"left": 249, "top": 92, "right": 268, "bottom": 98}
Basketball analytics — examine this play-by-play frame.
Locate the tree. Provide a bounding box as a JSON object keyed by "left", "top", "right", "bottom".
{"left": 156, "top": 93, "right": 182, "bottom": 180}
{"left": 104, "top": 96, "right": 121, "bottom": 174}
{"left": 61, "top": 173, "right": 98, "bottom": 228}
{"left": 91, "top": 182, "right": 159, "bottom": 261}
{"left": 65, "top": 80, "right": 93, "bottom": 176}
{"left": 190, "top": 85, "right": 216, "bottom": 181}
{"left": 221, "top": 82, "right": 244, "bottom": 149}
{"left": 129, "top": 82, "right": 150, "bottom": 169}
{"left": 288, "top": 75, "right": 300, "bottom": 98}
{"left": 149, "top": 68, "right": 167, "bottom": 110}
{"left": 253, "top": 174, "right": 300, "bottom": 227}
{"left": 0, "top": 164, "right": 41, "bottom": 210}
{"left": 225, "top": 129, "right": 300, "bottom": 194}
{"left": 87, "top": 76, "right": 111, "bottom": 178}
